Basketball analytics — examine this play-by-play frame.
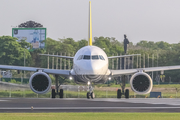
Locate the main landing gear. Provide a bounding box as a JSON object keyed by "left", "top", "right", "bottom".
{"left": 117, "top": 75, "right": 129, "bottom": 99}
{"left": 87, "top": 81, "right": 95, "bottom": 99}
{"left": 52, "top": 75, "right": 64, "bottom": 98}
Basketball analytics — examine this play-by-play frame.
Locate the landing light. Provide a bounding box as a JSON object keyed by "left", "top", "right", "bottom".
{"left": 69, "top": 76, "right": 73, "bottom": 80}
{"left": 108, "top": 77, "right": 111, "bottom": 80}
{"left": 87, "top": 81, "right": 90, "bottom": 85}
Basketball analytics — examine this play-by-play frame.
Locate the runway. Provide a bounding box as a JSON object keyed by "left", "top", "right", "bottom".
{"left": 0, "top": 98, "right": 180, "bottom": 112}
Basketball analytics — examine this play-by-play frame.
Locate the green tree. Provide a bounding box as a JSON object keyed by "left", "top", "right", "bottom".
{"left": 0, "top": 36, "right": 31, "bottom": 66}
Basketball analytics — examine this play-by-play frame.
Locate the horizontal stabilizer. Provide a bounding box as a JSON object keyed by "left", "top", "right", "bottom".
{"left": 108, "top": 54, "right": 141, "bottom": 59}
{"left": 39, "top": 54, "right": 74, "bottom": 59}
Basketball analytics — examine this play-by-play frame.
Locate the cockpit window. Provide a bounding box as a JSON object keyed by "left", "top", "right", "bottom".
{"left": 101, "top": 56, "right": 105, "bottom": 60}
{"left": 80, "top": 55, "right": 83, "bottom": 59}
{"left": 83, "top": 55, "right": 90, "bottom": 59}
{"left": 78, "top": 55, "right": 104, "bottom": 60}
{"left": 99, "top": 55, "right": 105, "bottom": 60}
{"left": 92, "top": 55, "right": 99, "bottom": 60}
{"left": 77, "top": 55, "right": 81, "bottom": 60}
{"left": 77, "top": 55, "right": 83, "bottom": 60}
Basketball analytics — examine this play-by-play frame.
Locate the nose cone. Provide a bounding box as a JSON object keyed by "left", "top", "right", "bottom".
{"left": 91, "top": 61, "right": 103, "bottom": 73}
{"left": 79, "top": 61, "right": 107, "bottom": 75}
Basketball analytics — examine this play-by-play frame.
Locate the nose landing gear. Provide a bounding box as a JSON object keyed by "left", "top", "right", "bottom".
{"left": 87, "top": 81, "right": 95, "bottom": 99}
{"left": 87, "top": 92, "right": 95, "bottom": 99}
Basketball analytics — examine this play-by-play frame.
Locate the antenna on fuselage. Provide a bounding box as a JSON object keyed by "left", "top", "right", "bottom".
{"left": 88, "top": 1, "right": 92, "bottom": 46}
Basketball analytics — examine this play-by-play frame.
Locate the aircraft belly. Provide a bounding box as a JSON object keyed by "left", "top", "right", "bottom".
{"left": 73, "top": 74, "right": 108, "bottom": 84}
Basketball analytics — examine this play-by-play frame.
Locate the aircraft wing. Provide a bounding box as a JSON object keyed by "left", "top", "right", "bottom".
{"left": 111, "top": 69, "right": 138, "bottom": 76}
{"left": 39, "top": 54, "right": 74, "bottom": 59}
{"left": 108, "top": 54, "right": 140, "bottom": 59}
{"left": 111, "top": 65, "right": 180, "bottom": 76}
{"left": 0, "top": 65, "right": 70, "bottom": 76}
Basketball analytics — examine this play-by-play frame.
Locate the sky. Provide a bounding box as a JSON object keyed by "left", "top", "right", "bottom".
{"left": 0, "top": 0, "right": 180, "bottom": 44}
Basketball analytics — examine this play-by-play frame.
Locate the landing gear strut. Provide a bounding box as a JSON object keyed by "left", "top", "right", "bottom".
{"left": 51, "top": 75, "right": 64, "bottom": 98}
{"left": 87, "top": 81, "right": 95, "bottom": 99}
{"left": 116, "top": 75, "right": 129, "bottom": 99}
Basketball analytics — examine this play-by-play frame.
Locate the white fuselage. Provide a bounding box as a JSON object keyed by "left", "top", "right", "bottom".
{"left": 71, "top": 46, "right": 111, "bottom": 83}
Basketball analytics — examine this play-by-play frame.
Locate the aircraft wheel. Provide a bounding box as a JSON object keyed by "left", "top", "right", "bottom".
{"left": 125, "top": 89, "right": 129, "bottom": 99}
{"left": 87, "top": 92, "right": 90, "bottom": 99}
{"left": 52, "top": 89, "right": 56, "bottom": 98}
{"left": 117, "top": 89, "right": 121, "bottom": 99}
{"left": 60, "top": 89, "right": 63, "bottom": 98}
{"left": 90, "top": 92, "right": 95, "bottom": 99}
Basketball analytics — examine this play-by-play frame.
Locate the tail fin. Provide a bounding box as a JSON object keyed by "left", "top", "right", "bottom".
{"left": 88, "top": 1, "right": 92, "bottom": 46}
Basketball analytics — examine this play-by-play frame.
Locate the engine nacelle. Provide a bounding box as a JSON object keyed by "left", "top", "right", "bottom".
{"left": 130, "top": 72, "right": 153, "bottom": 94}
{"left": 29, "top": 72, "right": 51, "bottom": 94}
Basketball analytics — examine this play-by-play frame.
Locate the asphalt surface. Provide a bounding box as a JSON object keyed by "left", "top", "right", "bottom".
{"left": 0, "top": 98, "right": 180, "bottom": 112}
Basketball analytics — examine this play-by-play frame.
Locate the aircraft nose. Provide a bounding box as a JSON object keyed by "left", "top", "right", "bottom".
{"left": 80, "top": 61, "right": 106, "bottom": 74}
{"left": 91, "top": 62, "right": 101, "bottom": 72}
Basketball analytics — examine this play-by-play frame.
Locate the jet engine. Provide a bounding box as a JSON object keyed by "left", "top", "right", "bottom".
{"left": 130, "top": 72, "right": 153, "bottom": 94}
{"left": 29, "top": 72, "right": 51, "bottom": 94}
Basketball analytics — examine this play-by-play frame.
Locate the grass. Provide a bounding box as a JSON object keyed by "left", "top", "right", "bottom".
{"left": 99, "top": 83, "right": 180, "bottom": 88}
{"left": 0, "top": 89, "right": 178, "bottom": 98}
{"left": 1, "top": 84, "right": 180, "bottom": 98}
{"left": 0, "top": 113, "right": 180, "bottom": 120}
{"left": 0, "top": 90, "right": 51, "bottom": 98}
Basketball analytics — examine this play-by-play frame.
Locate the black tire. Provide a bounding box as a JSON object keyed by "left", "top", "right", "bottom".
{"left": 87, "top": 92, "right": 90, "bottom": 99}
{"left": 117, "top": 89, "right": 121, "bottom": 99}
{"left": 90, "top": 92, "right": 95, "bottom": 99}
{"left": 52, "top": 89, "right": 56, "bottom": 98}
{"left": 60, "top": 89, "right": 63, "bottom": 98}
{"left": 125, "top": 89, "right": 129, "bottom": 99}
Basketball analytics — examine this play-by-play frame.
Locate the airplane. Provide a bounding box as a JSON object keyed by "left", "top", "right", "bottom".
{"left": 1, "top": 1, "right": 180, "bottom": 99}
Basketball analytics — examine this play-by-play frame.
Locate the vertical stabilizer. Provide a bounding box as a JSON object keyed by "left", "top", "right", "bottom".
{"left": 88, "top": 1, "right": 92, "bottom": 46}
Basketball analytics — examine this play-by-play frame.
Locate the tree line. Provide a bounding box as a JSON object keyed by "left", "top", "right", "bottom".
{"left": 0, "top": 36, "right": 180, "bottom": 82}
